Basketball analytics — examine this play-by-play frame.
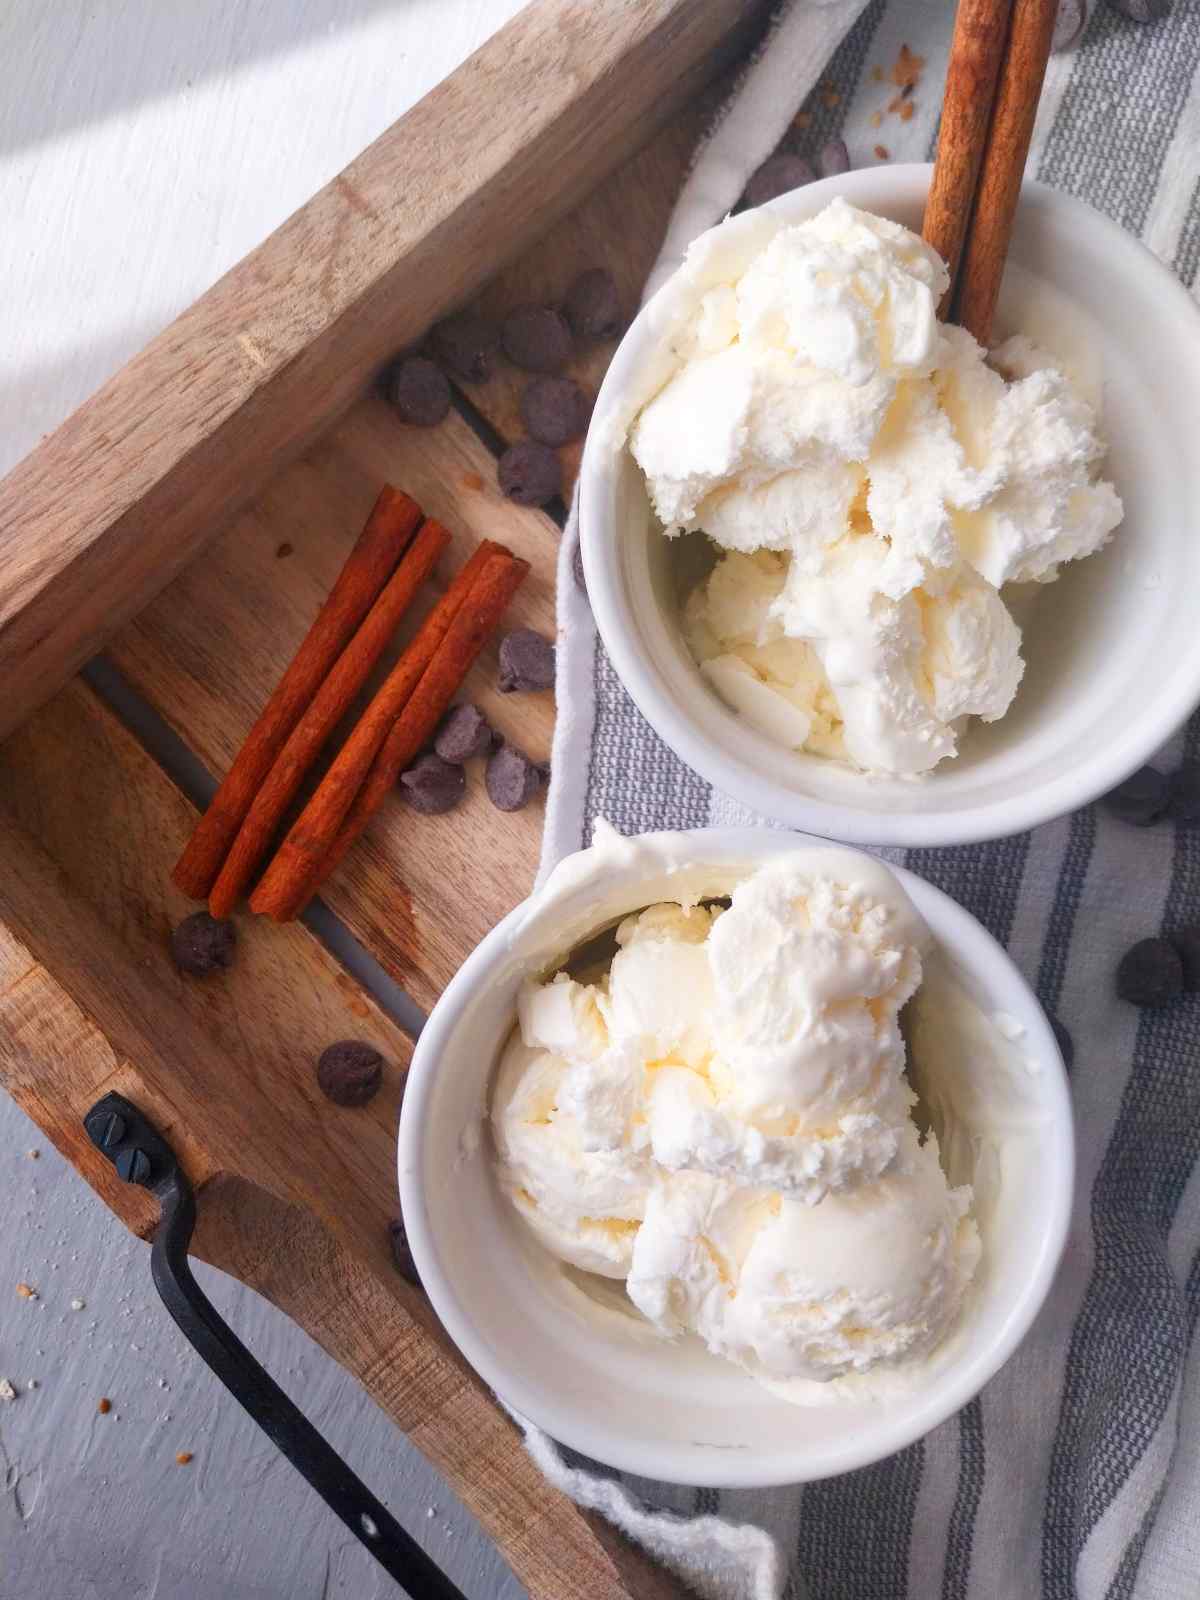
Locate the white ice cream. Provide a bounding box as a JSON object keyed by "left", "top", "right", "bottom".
{"left": 628, "top": 199, "right": 1123, "bottom": 775}
{"left": 491, "top": 847, "right": 980, "bottom": 1391}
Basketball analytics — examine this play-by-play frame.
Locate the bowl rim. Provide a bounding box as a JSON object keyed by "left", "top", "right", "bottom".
{"left": 398, "top": 829, "right": 1076, "bottom": 1486}
{"left": 578, "top": 163, "right": 1200, "bottom": 847}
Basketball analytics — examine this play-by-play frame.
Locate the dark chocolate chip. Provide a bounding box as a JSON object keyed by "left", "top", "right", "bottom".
{"left": 817, "top": 138, "right": 851, "bottom": 178}
{"left": 399, "top": 753, "right": 466, "bottom": 814}
{"left": 485, "top": 743, "right": 547, "bottom": 812}
{"left": 1049, "top": 1015, "right": 1074, "bottom": 1070}
{"left": 1170, "top": 927, "right": 1200, "bottom": 993}
{"left": 1116, "top": 937, "right": 1183, "bottom": 1007}
{"left": 520, "top": 376, "right": 591, "bottom": 447}
{"left": 317, "top": 1040, "right": 384, "bottom": 1107}
{"left": 501, "top": 306, "right": 573, "bottom": 374}
{"left": 388, "top": 1217, "right": 421, "bottom": 1287}
{"left": 1053, "top": 0, "right": 1089, "bottom": 49}
{"left": 563, "top": 268, "right": 621, "bottom": 340}
{"left": 1167, "top": 762, "right": 1200, "bottom": 824}
{"left": 498, "top": 440, "right": 562, "bottom": 506}
{"left": 434, "top": 703, "right": 495, "bottom": 764}
{"left": 742, "top": 154, "right": 816, "bottom": 210}
{"left": 430, "top": 314, "right": 499, "bottom": 383}
{"left": 1105, "top": 0, "right": 1167, "bottom": 20}
{"left": 498, "top": 628, "right": 556, "bottom": 693}
{"left": 1101, "top": 766, "right": 1168, "bottom": 825}
{"left": 387, "top": 356, "right": 451, "bottom": 426}
{"left": 171, "top": 912, "right": 236, "bottom": 978}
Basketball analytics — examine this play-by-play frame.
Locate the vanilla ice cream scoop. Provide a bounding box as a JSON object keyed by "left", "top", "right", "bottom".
{"left": 490, "top": 848, "right": 980, "bottom": 1396}
{"left": 631, "top": 198, "right": 1122, "bottom": 776}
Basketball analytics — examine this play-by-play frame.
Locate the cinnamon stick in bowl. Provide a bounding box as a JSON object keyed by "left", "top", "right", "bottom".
{"left": 251, "top": 544, "right": 528, "bottom": 922}
{"left": 206, "top": 516, "right": 451, "bottom": 917}
{"left": 172, "top": 485, "right": 421, "bottom": 899}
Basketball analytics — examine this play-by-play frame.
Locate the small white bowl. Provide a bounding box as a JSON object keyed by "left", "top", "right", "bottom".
{"left": 399, "top": 830, "right": 1073, "bottom": 1487}
{"left": 579, "top": 166, "right": 1200, "bottom": 846}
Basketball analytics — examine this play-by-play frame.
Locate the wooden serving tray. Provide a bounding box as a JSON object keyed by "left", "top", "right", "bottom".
{"left": 0, "top": 4, "right": 776, "bottom": 1596}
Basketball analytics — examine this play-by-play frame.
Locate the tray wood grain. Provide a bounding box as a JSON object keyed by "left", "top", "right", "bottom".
{"left": 0, "top": 4, "right": 770, "bottom": 1594}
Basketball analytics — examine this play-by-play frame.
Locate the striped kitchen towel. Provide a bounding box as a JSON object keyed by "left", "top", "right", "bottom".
{"left": 526, "top": 2, "right": 1200, "bottom": 1598}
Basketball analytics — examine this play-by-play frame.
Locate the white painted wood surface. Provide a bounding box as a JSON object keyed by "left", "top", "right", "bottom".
{"left": 0, "top": 4, "right": 528, "bottom": 1596}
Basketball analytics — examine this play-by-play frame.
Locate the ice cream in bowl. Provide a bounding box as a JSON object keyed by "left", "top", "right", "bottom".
{"left": 399, "top": 826, "right": 1073, "bottom": 1485}
{"left": 578, "top": 166, "right": 1200, "bottom": 845}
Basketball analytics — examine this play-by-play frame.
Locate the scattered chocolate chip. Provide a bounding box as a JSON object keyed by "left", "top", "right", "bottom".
{"left": 389, "top": 1217, "right": 420, "bottom": 1287}
{"left": 1105, "top": 0, "right": 1167, "bottom": 20}
{"left": 275, "top": 542, "right": 294, "bottom": 559}
{"left": 317, "top": 1041, "right": 385, "bottom": 1107}
{"left": 486, "top": 743, "right": 548, "bottom": 812}
{"left": 1101, "top": 766, "right": 1168, "bottom": 825}
{"left": 1116, "top": 937, "right": 1183, "bottom": 1007}
{"left": 171, "top": 913, "right": 236, "bottom": 978}
{"left": 1053, "top": 0, "right": 1089, "bottom": 50}
{"left": 501, "top": 306, "right": 573, "bottom": 374}
{"left": 563, "top": 268, "right": 621, "bottom": 340}
{"left": 1170, "top": 927, "right": 1200, "bottom": 993}
{"left": 399, "top": 752, "right": 466, "bottom": 814}
{"left": 1167, "top": 762, "right": 1200, "bottom": 824}
{"left": 498, "top": 440, "right": 562, "bottom": 506}
{"left": 498, "top": 628, "right": 556, "bottom": 693}
{"left": 817, "top": 138, "right": 851, "bottom": 178}
{"left": 98, "top": 1397, "right": 112, "bottom": 1415}
{"left": 1049, "top": 1015, "right": 1074, "bottom": 1070}
{"left": 431, "top": 314, "right": 499, "bottom": 383}
{"left": 434, "top": 704, "right": 495, "bottom": 764}
{"left": 742, "top": 154, "right": 816, "bottom": 210}
{"left": 175, "top": 1452, "right": 194, "bottom": 1466}
{"left": 520, "top": 376, "right": 591, "bottom": 447}
{"left": 387, "top": 356, "right": 451, "bottom": 426}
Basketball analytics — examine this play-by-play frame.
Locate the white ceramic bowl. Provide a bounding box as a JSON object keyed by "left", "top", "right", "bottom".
{"left": 579, "top": 166, "right": 1200, "bottom": 846}
{"left": 399, "top": 830, "right": 1073, "bottom": 1486}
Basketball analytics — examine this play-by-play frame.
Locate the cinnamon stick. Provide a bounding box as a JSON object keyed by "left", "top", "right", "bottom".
{"left": 922, "top": 0, "right": 1013, "bottom": 313}
{"left": 250, "top": 544, "right": 527, "bottom": 921}
{"left": 206, "top": 517, "right": 451, "bottom": 917}
{"left": 955, "top": 0, "right": 1056, "bottom": 345}
{"left": 172, "top": 485, "right": 421, "bottom": 899}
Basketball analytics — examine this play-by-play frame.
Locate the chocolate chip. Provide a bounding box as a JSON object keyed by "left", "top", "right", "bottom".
{"left": 389, "top": 1217, "right": 420, "bottom": 1287}
{"left": 434, "top": 704, "right": 495, "bottom": 764}
{"left": 520, "top": 376, "right": 591, "bottom": 447}
{"left": 1167, "top": 763, "right": 1200, "bottom": 824}
{"left": 399, "top": 753, "right": 466, "bottom": 814}
{"left": 1049, "top": 1014, "right": 1074, "bottom": 1070}
{"left": 1053, "top": 0, "right": 1089, "bottom": 50}
{"left": 171, "top": 913, "right": 236, "bottom": 978}
{"left": 742, "top": 154, "right": 816, "bottom": 210}
{"left": 317, "top": 1041, "right": 384, "bottom": 1106}
{"left": 1116, "top": 937, "right": 1183, "bottom": 1007}
{"left": 387, "top": 357, "right": 451, "bottom": 426}
{"left": 1101, "top": 766, "right": 1168, "bottom": 825}
{"left": 498, "top": 440, "right": 561, "bottom": 506}
{"left": 485, "top": 743, "right": 548, "bottom": 812}
{"left": 431, "top": 314, "right": 499, "bottom": 383}
{"left": 1170, "top": 927, "right": 1200, "bottom": 994}
{"left": 817, "top": 138, "right": 851, "bottom": 178}
{"left": 501, "top": 306, "right": 573, "bottom": 374}
{"left": 498, "top": 628, "right": 556, "bottom": 693}
{"left": 1105, "top": 0, "right": 1167, "bottom": 20}
{"left": 563, "top": 268, "right": 621, "bottom": 340}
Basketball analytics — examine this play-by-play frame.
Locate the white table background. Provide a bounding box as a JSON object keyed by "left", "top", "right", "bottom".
{"left": 0, "top": 4, "right": 530, "bottom": 1597}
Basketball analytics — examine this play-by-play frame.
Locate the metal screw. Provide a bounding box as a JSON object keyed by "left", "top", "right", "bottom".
{"left": 85, "top": 1110, "right": 126, "bottom": 1151}
{"left": 115, "top": 1147, "right": 152, "bottom": 1186}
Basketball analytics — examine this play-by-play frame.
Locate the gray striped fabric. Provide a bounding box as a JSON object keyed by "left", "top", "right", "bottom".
{"left": 547, "top": 4, "right": 1200, "bottom": 1596}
